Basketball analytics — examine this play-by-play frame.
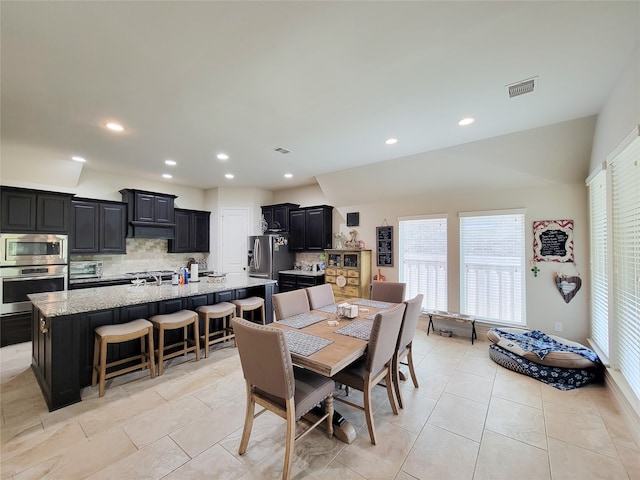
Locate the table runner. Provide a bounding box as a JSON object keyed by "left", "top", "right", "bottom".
{"left": 284, "top": 330, "right": 333, "bottom": 357}
{"left": 334, "top": 320, "right": 372, "bottom": 341}
{"left": 354, "top": 299, "right": 395, "bottom": 309}
{"left": 277, "top": 312, "right": 327, "bottom": 329}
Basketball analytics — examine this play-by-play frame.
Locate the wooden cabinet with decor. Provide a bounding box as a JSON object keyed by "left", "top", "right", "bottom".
{"left": 261, "top": 203, "right": 299, "bottom": 232}
{"left": 324, "top": 249, "right": 371, "bottom": 302}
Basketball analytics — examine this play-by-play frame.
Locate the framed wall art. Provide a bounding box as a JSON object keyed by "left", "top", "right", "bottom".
{"left": 376, "top": 225, "right": 393, "bottom": 266}
{"left": 533, "top": 219, "right": 574, "bottom": 262}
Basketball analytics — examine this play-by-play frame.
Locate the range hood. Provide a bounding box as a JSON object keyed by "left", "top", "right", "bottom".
{"left": 120, "top": 189, "right": 177, "bottom": 239}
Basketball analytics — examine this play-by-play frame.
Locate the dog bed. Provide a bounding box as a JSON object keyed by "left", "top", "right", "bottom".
{"left": 489, "top": 343, "right": 602, "bottom": 390}
{"left": 487, "top": 327, "right": 599, "bottom": 369}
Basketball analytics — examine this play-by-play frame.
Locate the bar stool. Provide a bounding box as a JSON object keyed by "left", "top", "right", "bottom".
{"left": 196, "top": 302, "right": 236, "bottom": 357}
{"left": 92, "top": 319, "right": 155, "bottom": 398}
{"left": 149, "top": 310, "right": 200, "bottom": 375}
{"left": 232, "top": 297, "right": 266, "bottom": 325}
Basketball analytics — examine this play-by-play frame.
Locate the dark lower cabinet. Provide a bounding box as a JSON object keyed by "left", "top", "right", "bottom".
{"left": 1, "top": 186, "right": 72, "bottom": 233}
{"left": 278, "top": 273, "right": 325, "bottom": 293}
{"left": 1, "top": 312, "right": 31, "bottom": 346}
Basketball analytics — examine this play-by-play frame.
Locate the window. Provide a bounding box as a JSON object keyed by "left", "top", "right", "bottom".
{"left": 587, "top": 169, "right": 608, "bottom": 357}
{"left": 460, "top": 210, "right": 526, "bottom": 325}
{"left": 399, "top": 215, "right": 447, "bottom": 311}
{"left": 610, "top": 134, "right": 640, "bottom": 398}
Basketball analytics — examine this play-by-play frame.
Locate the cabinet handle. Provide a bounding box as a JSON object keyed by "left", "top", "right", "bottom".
{"left": 40, "top": 317, "right": 49, "bottom": 334}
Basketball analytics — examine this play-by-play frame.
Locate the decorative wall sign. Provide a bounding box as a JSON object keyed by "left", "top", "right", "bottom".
{"left": 346, "top": 212, "right": 360, "bottom": 227}
{"left": 533, "top": 220, "right": 574, "bottom": 262}
{"left": 554, "top": 273, "right": 582, "bottom": 303}
{"left": 376, "top": 225, "right": 393, "bottom": 266}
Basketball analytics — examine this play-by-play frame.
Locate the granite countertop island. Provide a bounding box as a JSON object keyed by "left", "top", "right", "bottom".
{"left": 30, "top": 276, "right": 276, "bottom": 318}
{"left": 278, "top": 269, "right": 326, "bottom": 277}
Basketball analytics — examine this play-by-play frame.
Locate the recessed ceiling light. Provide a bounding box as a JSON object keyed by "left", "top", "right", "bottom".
{"left": 217, "top": 153, "right": 229, "bottom": 160}
{"left": 458, "top": 117, "right": 475, "bottom": 126}
{"left": 385, "top": 138, "right": 398, "bottom": 145}
{"left": 162, "top": 174, "right": 172, "bottom": 179}
{"left": 165, "top": 159, "right": 176, "bottom": 166}
{"left": 284, "top": 173, "right": 293, "bottom": 178}
{"left": 71, "top": 156, "right": 86, "bottom": 163}
{"left": 225, "top": 173, "right": 234, "bottom": 179}
{"left": 105, "top": 122, "right": 124, "bottom": 132}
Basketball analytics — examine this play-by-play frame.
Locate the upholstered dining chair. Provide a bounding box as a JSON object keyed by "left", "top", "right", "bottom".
{"left": 393, "top": 294, "right": 423, "bottom": 409}
{"left": 370, "top": 280, "right": 406, "bottom": 303}
{"left": 272, "top": 289, "right": 311, "bottom": 320}
{"left": 331, "top": 304, "right": 406, "bottom": 445}
{"left": 305, "top": 283, "right": 335, "bottom": 310}
{"left": 232, "top": 317, "right": 334, "bottom": 480}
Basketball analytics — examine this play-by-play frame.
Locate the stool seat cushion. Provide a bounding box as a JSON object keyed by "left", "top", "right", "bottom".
{"left": 150, "top": 310, "right": 197, "bottom": 326}
{"left": 233, "top": 297, "right": 264, "bottom": 309}
{"left": 96, "top": 318, "right": 152, "bottom": 337}
{"left": 197, "top": 302, "right": 236, "bottom": 315}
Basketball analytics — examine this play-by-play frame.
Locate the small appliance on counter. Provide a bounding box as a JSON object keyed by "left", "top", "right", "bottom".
{"left": 69, "top": 261, "right": 103, "bottom": 279}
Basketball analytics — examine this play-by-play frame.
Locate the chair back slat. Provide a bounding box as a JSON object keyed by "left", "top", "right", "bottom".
{"left": 232, "top": 318, "right": 294, "bottom": 399}
{"left": 371, "top": 281, "right": 406, "bottom": 303}
{"left": 306, "top": 284, "right": 335, "bottom": 310}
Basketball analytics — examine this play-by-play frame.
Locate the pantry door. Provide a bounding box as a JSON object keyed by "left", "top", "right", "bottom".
{"left": 221, "top": 208, "right": 249, "bottom": 280}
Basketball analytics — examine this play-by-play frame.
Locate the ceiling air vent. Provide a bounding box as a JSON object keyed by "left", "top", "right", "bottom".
{"left": 274, "top": 147, "right": 291, "bottom": 154}
{"left": 506, "top": 77, "right": 538, "bottom": 98}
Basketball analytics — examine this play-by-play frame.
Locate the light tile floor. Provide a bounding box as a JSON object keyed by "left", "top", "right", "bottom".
{"left": 1, "top": 320, "right": 639, "bottom": 479}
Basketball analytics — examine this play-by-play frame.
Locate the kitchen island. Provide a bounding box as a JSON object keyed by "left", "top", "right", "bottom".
{"left": 29, "top": 276, "right": 276, "bottom": 411}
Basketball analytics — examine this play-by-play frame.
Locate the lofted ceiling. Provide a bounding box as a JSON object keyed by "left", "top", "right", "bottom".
{"left": 1, "top": 1, "right": 638, "bottom": 197}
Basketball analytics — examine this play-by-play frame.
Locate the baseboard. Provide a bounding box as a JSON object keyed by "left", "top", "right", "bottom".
{"left": 604, "top": 368, "right": 640, "bottom": 447}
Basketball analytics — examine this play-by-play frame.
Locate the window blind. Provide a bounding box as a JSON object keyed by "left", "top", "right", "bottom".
{"left": 460, "top": 211, "right": 526, "bottom": 324}
{"left": 399, "top": 216, "right": 447, "bottom": 311}
{"left": 588, "top": 170, "right": 609, "bottom": 357}
{"left": 610, "top": 136, "right": 640, "bottom": 398}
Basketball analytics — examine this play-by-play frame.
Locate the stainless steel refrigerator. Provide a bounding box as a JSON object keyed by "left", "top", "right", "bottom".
{"left": 247, "top": 235, "right": 295, "bottom": 280}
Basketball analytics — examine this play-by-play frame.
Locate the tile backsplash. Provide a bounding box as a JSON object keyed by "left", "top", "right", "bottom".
{"left": 70, "top": 238, "right": 207, "bottom": 276}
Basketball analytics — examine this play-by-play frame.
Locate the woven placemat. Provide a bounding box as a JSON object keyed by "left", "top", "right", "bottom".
{"left": 334, "top": 320, "right": 372, "bottom": 341}
{"left": 314, "top": 303, "right": 339, "bottom": 313}
{"left": 277, "top": 312, "right": 327, "bottom": 329}
{"left": 354, "top": 299, "right": 395, "bottom": 309}
{"left": 284, "top": 330, "right": 333, "bottom": 357}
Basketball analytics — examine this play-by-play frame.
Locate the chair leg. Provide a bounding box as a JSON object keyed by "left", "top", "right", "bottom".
{"left": 393, "top": 354, "right": 404, "bottom": 409}
{"left": 363, "top": 378, "right": 377, "bottom": 445}
{"left": 157, "top": 327, "right": 165, "bottom": 376}
{"left": 407, "top": 344, "right": 419, "bottom": 388}
{"left": 193, "top": 317, "right": 200, "bottom": 361}
{"left": 91, "top": 334, "right": 100, "bottom": 387}
{"left": 203, "top": 315, "right": 210, "bottom": 358}
{"left": 98, "top": 337, "right": 108, "bottom": 398}
{"left": 385, "top": 369, "right": 399, "bottom": 415}
{"left": 325, "top": 394, "right": 334, "bottom": 438}
{"left": 283, "top": 397, "right": 296, "bottom": 480}
{"left": 239, "top": 382, "right": 255, "bottom": 455}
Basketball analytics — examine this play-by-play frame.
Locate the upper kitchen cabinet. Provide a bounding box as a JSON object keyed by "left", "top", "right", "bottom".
{"left": 167, "top": 208, "right": 210, "bottom": 253}
{"left": 70, "top": 199, "right": 126, "bottom": 254}
{"left": 261, "top": 203, "right": 299, "bottom": 232}
{"left": 119, "top": 189, "right": 177, "bottom": 239}
{"left": 289, "top": 205, "right": 333, "bottom": 251}
{"left": 1, "top": 186, "right": 72, "bottom": 233}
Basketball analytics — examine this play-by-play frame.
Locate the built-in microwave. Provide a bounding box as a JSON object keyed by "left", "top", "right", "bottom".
{"left": 0, "top": 233, "right": 68, "bottom": 267}
{"left": 69, "top": 261, "right": 103, "bottom": 279}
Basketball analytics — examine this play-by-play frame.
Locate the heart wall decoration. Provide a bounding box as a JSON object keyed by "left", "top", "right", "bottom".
{"left": 554, "top": 273, "right": 582, "bottom": 303}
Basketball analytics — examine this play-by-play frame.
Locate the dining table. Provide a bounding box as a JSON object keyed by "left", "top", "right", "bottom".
{"left": 269, "top": 297, "right": 400, "bottom": 443}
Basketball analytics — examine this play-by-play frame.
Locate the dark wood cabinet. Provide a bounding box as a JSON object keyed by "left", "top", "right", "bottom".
{"left": 278, "top": 273, "right": 325, "bottom": 293}
{"left": 70, "top": 199, "right": 126, "bottom": 254}
{"left": 167, "top": 208, "right": 210, "bottom": 253}
{"left": 1, "top": 187, "right": 72, "bottom": 233}
{"left": 288, "top": 205, "right": 333, "bottom": 251}
{"left": 1, "top": 312, "right": 31, "bottom": 347}
{"left": 119, "top": 189, "right": 177, "bottom": 238}
{"left": 261, "top": 203, "right": 299, "bottom": 232}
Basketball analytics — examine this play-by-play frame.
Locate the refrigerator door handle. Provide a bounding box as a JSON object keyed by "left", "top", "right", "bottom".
{"left": 254, "top": 238, "right": 261, "bottom": 270}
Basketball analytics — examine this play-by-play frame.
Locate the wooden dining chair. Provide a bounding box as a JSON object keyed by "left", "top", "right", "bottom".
{"left": 370, "top": 280, "right": 406, "bottom": 303}
{"left": 272, "top": 289, "right": 311, "bottom": 320}
{"left": 393, "top": 294, "right": 423, "bottom": 409}
{"left": 232, "top": 318, "right": 334, "bottom": 480}
{"left": 331, "top": 304, "right": 406, "bottom": 445}
{"left": 305, "top": 283, "right": 335, "bottom": 310}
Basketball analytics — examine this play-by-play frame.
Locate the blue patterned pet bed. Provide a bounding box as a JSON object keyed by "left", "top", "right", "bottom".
{"left": 489, "top": 343, "right": 602, "bottom": 390}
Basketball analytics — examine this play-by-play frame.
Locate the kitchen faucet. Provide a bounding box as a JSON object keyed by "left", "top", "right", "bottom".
{"left": 150, "top": 272, "right": 162, "bottom": 286}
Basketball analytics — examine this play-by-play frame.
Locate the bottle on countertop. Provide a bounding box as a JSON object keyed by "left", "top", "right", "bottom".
{"left": 183, "top": 267, "right": 189, "bottom": 284}
{"left": 172, "top": 272, "right": 179, "bottom": 285}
